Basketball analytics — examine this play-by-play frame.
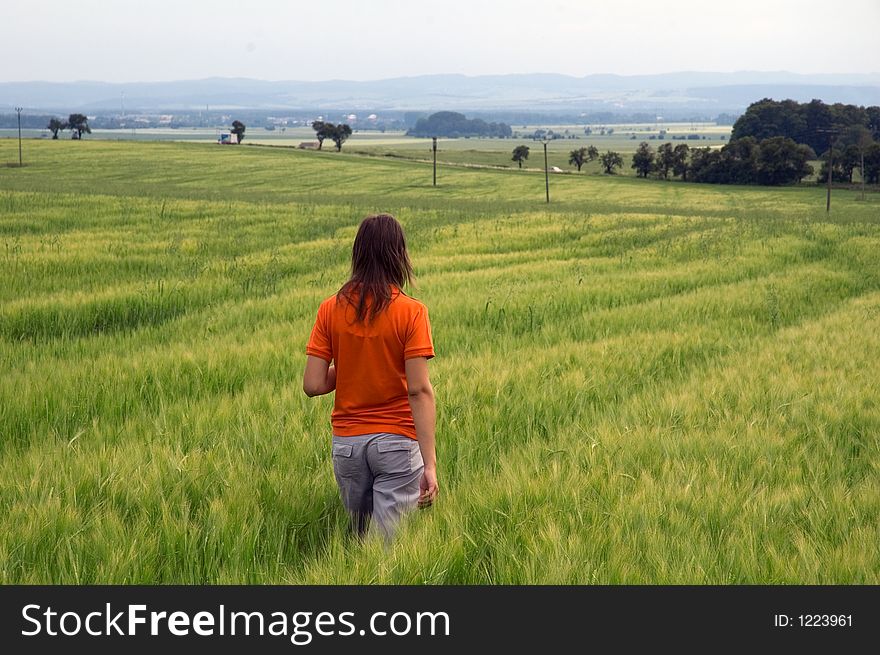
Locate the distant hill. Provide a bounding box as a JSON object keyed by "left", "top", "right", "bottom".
{"left": 1, "top": 72, "right": 879, "bottom": 116}
{"left": 407, "top": 111, "right": 512, "bottom": 138}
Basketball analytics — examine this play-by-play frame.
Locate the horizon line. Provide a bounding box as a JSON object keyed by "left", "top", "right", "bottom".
{"left": 3, "top": 69, "right": 880, "bottom": 86}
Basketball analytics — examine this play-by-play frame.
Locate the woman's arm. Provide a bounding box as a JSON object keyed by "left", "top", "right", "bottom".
{"left": 303, "top": 355, "right": 337, "bottom": 397}
{"left": 405, "top": 356, "right": 438, "bottom": 507}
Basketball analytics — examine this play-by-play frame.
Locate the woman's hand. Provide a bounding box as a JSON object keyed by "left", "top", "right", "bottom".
{"left": 418, "top": 466, "right": 438, "bottom": 508}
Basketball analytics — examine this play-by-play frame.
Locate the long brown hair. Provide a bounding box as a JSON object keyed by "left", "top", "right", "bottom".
{"left": 337, "top": 213, "right": 414, "bottom": 323}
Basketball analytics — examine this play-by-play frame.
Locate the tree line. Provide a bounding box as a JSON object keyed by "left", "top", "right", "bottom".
{"left": 631, "top": 138, "right": 821, "bottom": 185}
{"left": 408, "top": 111, "right": 512, "bottom": 138}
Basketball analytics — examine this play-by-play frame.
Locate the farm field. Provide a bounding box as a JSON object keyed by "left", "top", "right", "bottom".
{"left": 346, "top": 124, "right": 731, "bottom": 172}
{"left": 0, "top": 139, "right": 878, "bottom": 583}
{"left": 1, "top": 121, "right": 731, "bottom": 173}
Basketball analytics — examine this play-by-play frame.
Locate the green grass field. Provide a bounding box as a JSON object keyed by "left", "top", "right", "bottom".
{"left": 1, "top": 139, "right": 878, "bottom": 583}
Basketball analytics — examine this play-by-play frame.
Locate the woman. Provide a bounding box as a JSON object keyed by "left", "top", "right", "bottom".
{"left": 303, "top": 213, "right": 438, "bottom": 540}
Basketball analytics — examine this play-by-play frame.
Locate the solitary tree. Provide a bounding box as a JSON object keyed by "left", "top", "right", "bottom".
{"left": 47, "top": 118, "right": 64, "bottom": 139}
{"left": 231, "top": 120, "right": 246, "bottom": 144}
{"left": 332, "top": 123, "right": 352, "bottom": 151}
{"left": 631, "top": 142, "right": 654, "bottom": 177}
{"left": 511, "top": 144, "right": 530, "bottom": 168}
{"left": 67, "top": 113, "right": 91, "bottom": 139}
{"left": 568, "top": 147, "right": 585, "bottom": 171}
{"left": 600, "top": 150, "right": 624, "bottom": 174}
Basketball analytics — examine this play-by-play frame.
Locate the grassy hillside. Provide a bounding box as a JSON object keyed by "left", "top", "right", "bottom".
{"left": 1, "top": 139, "right": 878, "bottom": 583}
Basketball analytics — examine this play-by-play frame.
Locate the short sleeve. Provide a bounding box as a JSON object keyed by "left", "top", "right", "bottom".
{"left": 305, "top": 300, "right": 333, "bottom": 362}
{"left": 404, "top": 305, "right": 435, "bottom": 360}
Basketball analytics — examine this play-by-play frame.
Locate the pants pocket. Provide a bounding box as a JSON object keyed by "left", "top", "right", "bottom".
{"left": 331, "top": 441, "right": 357, "bottom": 478}
{"left": 376, "top": 440, "right": 415, "bottom": 475}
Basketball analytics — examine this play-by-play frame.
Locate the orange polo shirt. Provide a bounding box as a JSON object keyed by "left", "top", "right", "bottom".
{"left": 306, "top": 286, "right": 435, "bottom": 439}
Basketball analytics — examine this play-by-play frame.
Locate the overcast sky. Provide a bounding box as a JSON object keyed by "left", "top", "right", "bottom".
{"left": 4, "top": 0, "right": 878, "bottom": 82}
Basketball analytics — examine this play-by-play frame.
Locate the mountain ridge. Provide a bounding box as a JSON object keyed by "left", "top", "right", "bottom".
{"left": 2, "top": 71, "right": 879, "bottom": 114}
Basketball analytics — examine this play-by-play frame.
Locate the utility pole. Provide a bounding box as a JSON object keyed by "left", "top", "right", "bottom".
{"left": 826, "top": 133, "right": 833, "bottom": 213}
{"left": 432, "top": 136, "right": 437, "bottom": 186}
{"left": 816, "top": 127, "right": 838, "bottom": 213}
{"left": 15, "top": 107, "right": 23, "bottom": 167}
{"left": 543, "top": 139, "right": 550, "bottom": 203}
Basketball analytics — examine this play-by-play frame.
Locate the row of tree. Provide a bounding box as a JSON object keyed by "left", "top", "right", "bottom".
{"left": 685, "top": 136, "right": 879, "bottom": 185}
{"left": 508, "top": 137, "right": 880, "bottom": 185}
{"left": 46, "top": 114, "right": 91, "bottom": 139}
{"left": 632, "top": 142, "right": 694, "bottom": 179}
{"left": 311, "top": 121, "right": 353, "bottom": 151}
{"left": 695, "top": 139, "right": 812, "bottom": 185}
{"left": 509, "top": 144, "right": 623, "bottom": 174}
{"left": 659, "top": 138, "right": 816, "bottom": 185}
{"left": 511, "top": 145, "right": 602, "bottom": 170}
{"left": 634, "top": 139, "right": 825, "bottom": 185}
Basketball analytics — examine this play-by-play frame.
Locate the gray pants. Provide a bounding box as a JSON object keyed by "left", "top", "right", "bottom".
{"left": 331, "top": 433, "right": 424, "bottom": 540}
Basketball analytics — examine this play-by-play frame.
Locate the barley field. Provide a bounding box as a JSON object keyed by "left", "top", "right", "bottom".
{"left": 0, "top": 139, "right": 878, "bottom": 583}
